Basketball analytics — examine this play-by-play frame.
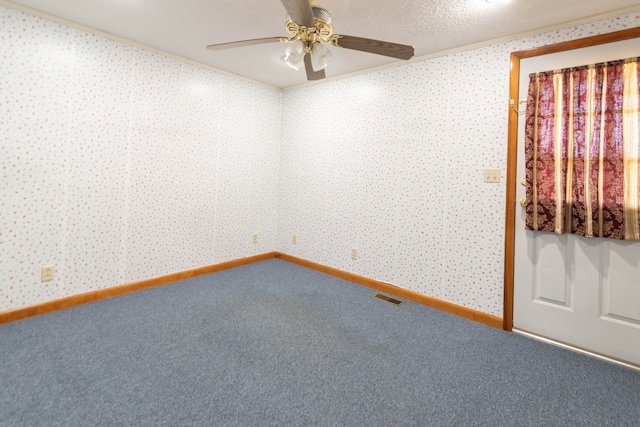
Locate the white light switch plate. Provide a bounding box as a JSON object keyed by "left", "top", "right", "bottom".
{"left": 483, "top": 169, "right": 500, "bottom": 183}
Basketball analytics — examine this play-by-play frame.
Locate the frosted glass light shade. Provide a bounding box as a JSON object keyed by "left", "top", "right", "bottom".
{"left": 283, "top": 40, "right": 305, "bottom": 70}
{"left": 311, "top": 42, "right": 332, "bottom": 71}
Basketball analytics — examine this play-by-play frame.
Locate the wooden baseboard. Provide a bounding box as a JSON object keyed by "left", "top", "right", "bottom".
{"left": 1, "top": 250, "right": 502, "bottom": 330}
{"left": 275, "top": 252, "right": 504, "bottom": 330}
{"left": 0, "top": 252, "right": 277, "bottom": 325}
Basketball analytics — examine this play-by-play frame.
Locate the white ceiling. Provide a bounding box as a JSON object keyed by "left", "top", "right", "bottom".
{"left": 4, "top": 0, "right": 640, "bottom": 89}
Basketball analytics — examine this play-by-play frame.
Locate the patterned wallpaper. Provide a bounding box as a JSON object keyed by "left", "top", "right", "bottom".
{"left": 1, "top": 4, "right": 639, "bottom": 317}
{"left": 0, "top": 6, "right": 281, "bottom": 311}
{"left": 278, "top": 13, "right": 640, "bottom": 317}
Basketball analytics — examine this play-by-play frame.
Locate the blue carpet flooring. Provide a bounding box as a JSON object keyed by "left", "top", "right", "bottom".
{"left": 1, "top": 259, "right": 639, "bottom": 426}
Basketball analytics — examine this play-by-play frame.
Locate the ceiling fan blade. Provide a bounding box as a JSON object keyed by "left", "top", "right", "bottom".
{"left": 304, "top": 53, "right": 325, "bottom": 81}
{"left": 206, "top": 37, "right": 287, "bottom": 51}
{"left": 332, "top": 35, "right": 414, "bottom": 60}
{"left": 280, "top": 0, "right": 315, "bottom": 27}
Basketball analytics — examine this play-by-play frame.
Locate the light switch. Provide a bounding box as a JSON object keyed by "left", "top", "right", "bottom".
{"left": 483, "top": 169, "right": 500, "bottom": 183}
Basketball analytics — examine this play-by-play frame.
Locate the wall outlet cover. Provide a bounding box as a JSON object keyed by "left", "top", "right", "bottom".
{"left": 41, "top": 265, "right": 55, "bottom": 282}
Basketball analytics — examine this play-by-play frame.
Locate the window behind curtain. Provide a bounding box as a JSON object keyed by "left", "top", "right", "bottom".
{"left": 524, "top": 57, "right": 640, "bottom": 240}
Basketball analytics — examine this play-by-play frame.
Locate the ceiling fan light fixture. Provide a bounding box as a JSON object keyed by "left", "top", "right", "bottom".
{"left": 206, "top": 0, "right": 415, "bottom": 82}
{"left": 283, "top": 39, "right": 305, "bottom": 70}
{"left": 310, "top": 42, "right": 332, "bottom": 71}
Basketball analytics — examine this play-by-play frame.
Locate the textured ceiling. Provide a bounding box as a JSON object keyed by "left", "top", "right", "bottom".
{"left": 3, "top": 0, "right": 640, "bottom": 89}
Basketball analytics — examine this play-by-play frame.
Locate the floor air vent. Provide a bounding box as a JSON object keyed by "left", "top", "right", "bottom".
{"left": 373, "top": 293, "right": 404, "bottom": 306}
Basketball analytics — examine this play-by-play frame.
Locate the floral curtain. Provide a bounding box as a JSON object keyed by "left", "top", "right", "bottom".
{"left": 524, "top": 57, "right": 640, "bottom": 240}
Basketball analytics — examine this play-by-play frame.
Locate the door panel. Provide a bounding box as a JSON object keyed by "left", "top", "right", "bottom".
{"left": 513, "top": 38, "right": 640, "bottom": 367}
{"left": 534, "top": 234, "right": 571, "bottom": 307}
{"left": 602, "top": 242, "right": 640, "bottom": 324}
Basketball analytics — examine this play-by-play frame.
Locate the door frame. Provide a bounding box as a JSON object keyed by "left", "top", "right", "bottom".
{"left": 502, "top": 26, "right": 640, "bottom": 331}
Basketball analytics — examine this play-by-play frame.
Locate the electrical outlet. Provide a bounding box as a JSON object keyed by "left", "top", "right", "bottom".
{"left": 483, "top": 168, "right": 501, "bottom": 183}
{"left": 41, "top": 265, "right": 55, "bottom": 282}
{"left": 292, "top": 234, "right": 298, "bottom": 244}
{"left": 252, "top": 233, "right": 258, "bottom": 243}
{"left": 351, "top": 248, "right": 358, "bottom": 260}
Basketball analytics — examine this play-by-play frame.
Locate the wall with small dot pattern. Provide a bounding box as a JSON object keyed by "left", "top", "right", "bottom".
{"left": 2, "top": 5, "right": 639, "bottom": 317}
{"left": 278, "top": 13, "right": 640, "bottom": 317}
{"left": 0, "top": 6, "right": 281, "bottom": 311}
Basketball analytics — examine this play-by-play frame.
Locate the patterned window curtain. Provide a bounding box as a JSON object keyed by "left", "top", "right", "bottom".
{"left": 524, "top": 57, "right": 640, "bottom": 240}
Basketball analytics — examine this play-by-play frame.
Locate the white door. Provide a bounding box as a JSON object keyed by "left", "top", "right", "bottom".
{"left": 513, "top": 39, "right": 640, "bottom": 367}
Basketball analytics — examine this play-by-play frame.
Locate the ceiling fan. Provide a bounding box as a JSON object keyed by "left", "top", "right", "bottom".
{"left": 206, "top": 0, "right": 415, "bottom": 81}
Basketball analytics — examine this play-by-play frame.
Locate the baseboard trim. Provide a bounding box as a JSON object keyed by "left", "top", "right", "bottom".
{"left": 275, "top": 253, "right": 503, "bottom": 329}
{"left": 0, "top": 252, "right": 277, "bottom": 325}
{"left": 1, "top": 251, "right": 502, "bottom": 330}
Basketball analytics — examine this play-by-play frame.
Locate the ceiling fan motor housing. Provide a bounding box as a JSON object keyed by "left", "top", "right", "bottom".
{"left": 311, "top": 6, "right": 332, "bottom": 24}
{"left": 285, "top": 5, "right": 334, "bottom": 46}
